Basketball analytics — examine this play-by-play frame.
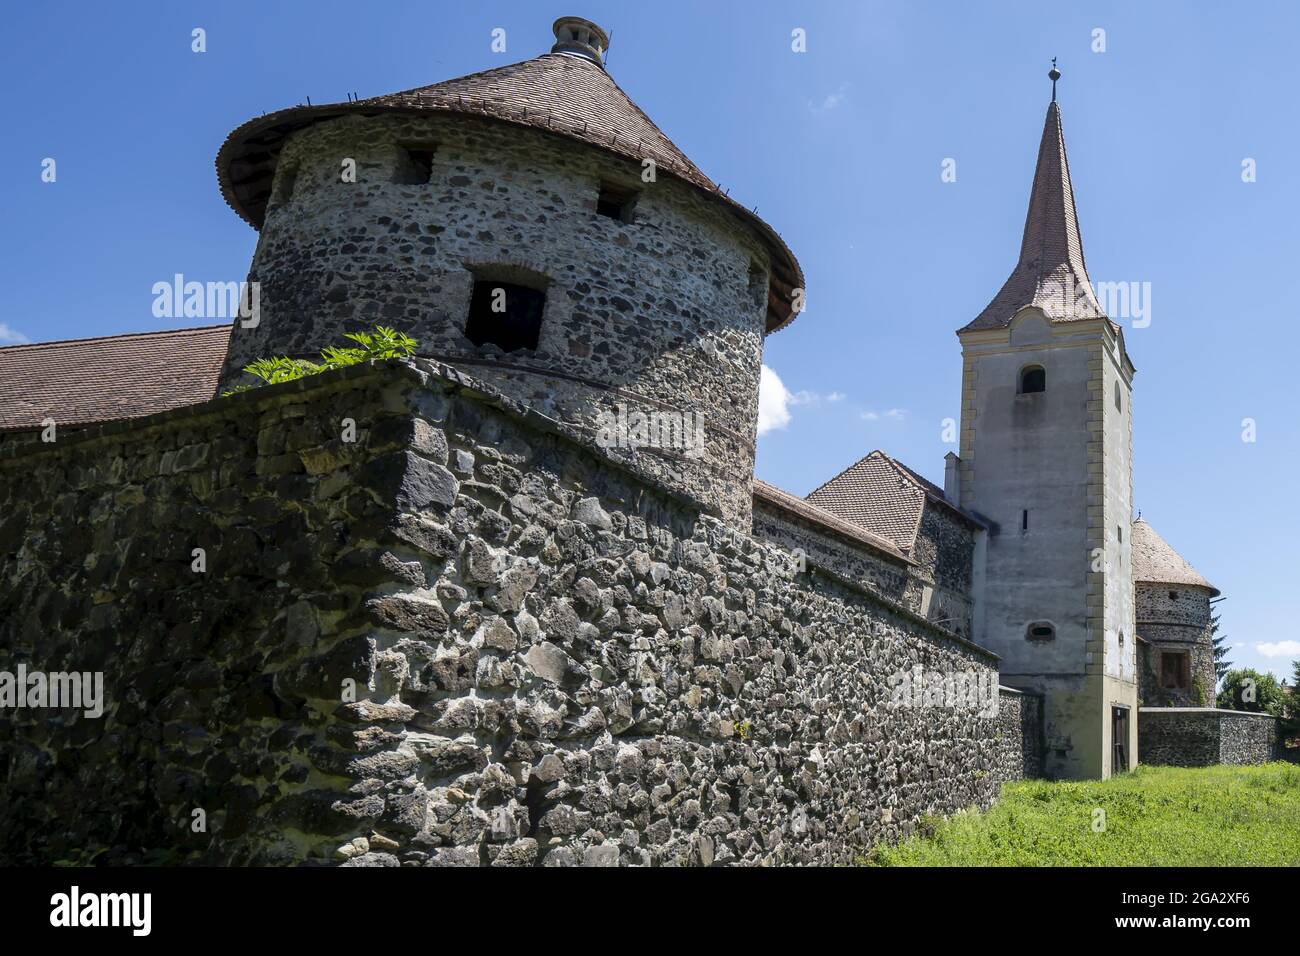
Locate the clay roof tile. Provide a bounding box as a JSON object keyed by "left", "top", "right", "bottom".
{"left": 961, "top": 101, "right": 1107, "bottom": 332}
{"left": 215, "top": 30, "right": 804, "bottom": 332}
{"left": 1131, "top": 517, "right": 1219, "bottom": 596}
{"left": 0, "top": 325, "right": 230, "bottom": 432}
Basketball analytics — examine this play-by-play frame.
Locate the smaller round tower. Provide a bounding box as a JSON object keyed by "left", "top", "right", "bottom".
{"left": 213, "top": 16, "right": 804, "bottom": 526}
{"left": 1132, "top": 518, "right": 1220, "bottom": 707}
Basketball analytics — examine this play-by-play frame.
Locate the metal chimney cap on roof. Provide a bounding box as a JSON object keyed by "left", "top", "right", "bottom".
{"left": 551, "top": 16, "right": 610, "bottom": 67}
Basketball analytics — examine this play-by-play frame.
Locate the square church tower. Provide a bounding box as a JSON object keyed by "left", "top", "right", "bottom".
{"left": 953, "top": 87, "right": 1137, "bottom": 780}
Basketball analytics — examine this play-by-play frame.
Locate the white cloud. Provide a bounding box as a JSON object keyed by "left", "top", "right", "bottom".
{"left": 757, "top": 365, "right": 793, "bottom": 436}
{"left": 810, "top": 83, "right": 851, "bottom": 114}
{"left": 1255, "top": 640, "right": 1300, "bottom": 658}
{"left": 861, "top": 408, "right": 906, "bottom": 422}
{"left": 0, "top": 323, "right": 29, "bottom": 345}
{"left": 758, "top": 367, "right": 848, "bottom": 435}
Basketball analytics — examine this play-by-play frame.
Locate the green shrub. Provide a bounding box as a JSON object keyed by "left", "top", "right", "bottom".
{"left": 1217, "top": 668, "right": 1285, "bottom": 716}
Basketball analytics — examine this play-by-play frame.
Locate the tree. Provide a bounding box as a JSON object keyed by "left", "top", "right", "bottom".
{"left": 1216, "top": 668, "right": 1284, "bottom": 716}
{"left": 1210, "top": 611, "right": 1232, "bottom": 685}
{"left": 1283, "top": 660, "right": 1300, "bottom": 742}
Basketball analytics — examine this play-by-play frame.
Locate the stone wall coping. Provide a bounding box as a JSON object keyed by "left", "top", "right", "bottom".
{"left": 998, "top": 685, "right": 1043, "bottom": 697}
{"left": 1139, "top": 707, "right": 1278, "bottom": 719}
{"left": 0, "top": 355, "right": 414, "bottom": 467}
{"left": 0, "top": 357, "right": 712, "bottom": 521}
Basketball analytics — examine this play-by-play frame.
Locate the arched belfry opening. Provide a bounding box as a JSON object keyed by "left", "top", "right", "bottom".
{"left": 1018, "top": 365, "right": 1046, "bottom": 394}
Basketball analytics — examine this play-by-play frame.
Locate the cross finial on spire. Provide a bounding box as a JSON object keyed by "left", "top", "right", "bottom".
{"left": 1049, "top": 58, "right": 1061, "bottom": 102}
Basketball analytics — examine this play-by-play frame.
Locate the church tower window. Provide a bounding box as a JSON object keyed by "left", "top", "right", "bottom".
{"left": 1018, "top": 365, "right": 1045, "bottom": 394}
{"left": 1026, "top": 621, "right": 1056, "bottom": 642}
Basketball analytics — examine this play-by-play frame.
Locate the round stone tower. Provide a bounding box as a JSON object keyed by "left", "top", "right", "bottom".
{"left": 215, "top": 16, "right": 803, "bottom": 526}
{"left": 1132, "top": 518, "right": 1220, "bottom": 707}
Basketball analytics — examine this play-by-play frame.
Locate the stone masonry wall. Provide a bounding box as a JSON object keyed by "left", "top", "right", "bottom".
{"left": 0, "top": 363, "right": 436, "bottom": 864}
{"left": 912, "top": 504, "right": 979, "bottom": 642}
{"left": 1, "top": 360, "right": 1010, "bottom": 865}
{"left": 993, "top": 687, "right": 1044, "bottom": 783}
{"left": 751, "top": 499, "right": 915, "bottom": 615}
{"left": 1138, "top": 708, "right": 1279, "bottom": 767}
{"left": 751, "top": 489, "right": 978, "bottom": 641}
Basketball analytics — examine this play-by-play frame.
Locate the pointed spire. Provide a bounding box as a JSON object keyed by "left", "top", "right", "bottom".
{"left": 961, "top": 67, "right": 1106, "bottom": 332}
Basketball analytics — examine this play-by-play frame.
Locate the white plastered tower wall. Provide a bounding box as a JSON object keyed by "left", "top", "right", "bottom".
{"left": 1097, "top": 320, "right": 1137, "bottom": 776}
{"left": 959, "top": 314, "right": 1135, "bottom": 779}
{"left": 954, "top": 89, "right": 1137, "bottom": 780}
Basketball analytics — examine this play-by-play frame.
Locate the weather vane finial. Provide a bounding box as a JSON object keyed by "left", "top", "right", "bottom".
{"left": 1049, "top": 57, "right": 1061, "bottom": 102}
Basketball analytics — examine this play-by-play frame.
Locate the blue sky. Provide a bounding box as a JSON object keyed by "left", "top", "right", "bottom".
{"left": 3, "top": 1, "right": 1297, "bottom": 681}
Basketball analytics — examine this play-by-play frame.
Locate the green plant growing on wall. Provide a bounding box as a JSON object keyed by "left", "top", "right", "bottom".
{"left": 223, "top": 326, "right": 417, "bottom": 394}
{"left": 1191, "top": 677, "right": 1206, "bottom": 707}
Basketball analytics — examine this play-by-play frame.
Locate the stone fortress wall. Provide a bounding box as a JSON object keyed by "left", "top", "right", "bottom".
{"left": 0, "top": 361, "right": 1042, "bottom": 865}
{"left": 994, "top": 687, "right": 1045, "bottom": 782}
{"left": 1139, "top": 709, "right": 1279, "bottom": 767}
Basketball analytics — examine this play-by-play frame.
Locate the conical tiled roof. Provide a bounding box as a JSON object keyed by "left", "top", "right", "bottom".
{"left": 1131, "top": 518, "right": 1219, "bottom": 595}
{"left": 961, "top": 101, "right": 1106, "bottom": 332}
{"left": 215, "top": 23, "right": 804, "bottom": 332}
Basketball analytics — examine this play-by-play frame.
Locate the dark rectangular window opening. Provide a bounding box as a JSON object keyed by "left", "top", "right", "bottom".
{"left": 466, "top": 280, "right": 545, "bottom": 352}
{"left": 1160, "top": 651, "right": 1190, "bottom": 690}
{"left": 596, "top": 181, "right": 638, "bottom": 222}
{"left": 275, "top": 165, "right": 299, "bottom": 204}
{"left": 1021, "top": 509, "right": 1029, "bottom": 531}
{"left": 395, "top": 144, "right": 436, "bottom": 184}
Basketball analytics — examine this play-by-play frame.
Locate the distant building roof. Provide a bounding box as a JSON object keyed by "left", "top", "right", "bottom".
{"left": 753, "top": 477, "right": 910, "bottom": 563}
{"left": 804, "top": 450, "right": 984, "bottom": 554}
{"left": 215, "top": 18, "right": 804, "bottom": 333}
{"left": 0, "top": 325, "right": 229, "bottom": 432}
{"left": 1131, "top": 517, "right": 1219, "bottom": 596}
{"left": 961, "top": 99, "right": 1108, "bottom": 333}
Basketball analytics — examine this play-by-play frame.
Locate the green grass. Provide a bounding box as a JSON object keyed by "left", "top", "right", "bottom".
{"left": 868, "top": 763, "right": 1300, "bottom": 866}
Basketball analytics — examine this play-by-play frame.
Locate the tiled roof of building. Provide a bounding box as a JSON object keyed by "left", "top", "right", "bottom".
{"left": 215, "top": 19, "right": 804, "bottom": 333}
{"left": 1131, "top": 517, "right": 1219, "bottom": 596}
{"left": 806, "top": 451, "right": 927, "bottom": 552}
{"left": 804, "top": 450, "right": 984, "bottom": 554}
{"left": 961, "top": 100, "right": 1107, "bottom": 332}
{"left": 753, "top": 478, "right": 910, "bottom": 563}
{"left": 0, "top": 325, "right": 230, "bottom": 432}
